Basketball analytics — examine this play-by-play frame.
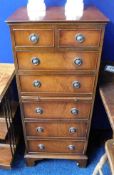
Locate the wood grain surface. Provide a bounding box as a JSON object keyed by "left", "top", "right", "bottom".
{"left": 27, "top": 139, "right": 86, "bottom": 154}
{"left": 105, "top": 139, "right": 114, "bottom": 174}
{"left": 100, "top": 83, "right": 114, "bottom": 132}
{"left": 0, "top": 64, "right": 15, "bottom": 102}
{"left": 25, "top": 120, "right": 88, "bottom": 139}
{"left": 6, "top": 6, "right": 108, "bottom": 23}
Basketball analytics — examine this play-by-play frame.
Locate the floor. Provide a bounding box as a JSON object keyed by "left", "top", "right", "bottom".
{"left": 0, "top": 130, "right": 111, "bottom": 175}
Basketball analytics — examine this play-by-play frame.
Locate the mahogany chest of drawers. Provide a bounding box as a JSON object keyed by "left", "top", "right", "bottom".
{"left": 7, "top": 6, "right": 108, "bottom": 167}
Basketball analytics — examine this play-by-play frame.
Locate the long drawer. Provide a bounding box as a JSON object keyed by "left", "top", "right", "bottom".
{"left": 16, "top": 51, "right": 99, "bottom": 71}
{"left": 25, "top": 121, "right": 88, "bottom": 138}
{"left": 22, "top": 98, "right": 92, "bottom": 120}
{"left": 19, "top": 75, "right": 95, "bottom": 94}
{"left": 27, "top": 139, "right": 86, "bottom": 154}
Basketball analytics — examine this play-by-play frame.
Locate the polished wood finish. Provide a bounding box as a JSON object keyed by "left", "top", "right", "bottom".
{"left": 16, "top": 51, "right": 99, "bottom": 71}
{"left": 25, "top": 121, "right": 88, "bottom": 138}
{"left": 27, "top": 139, "right": 86, "bottom": 154}
{"left": 23, "top": 99, "right": 92, "bottom": 120}
{"left": 6, "top": 6, "right": 108, "bottom": 23}
{"left": 14, "top": 29, "right": 54, "bottom": 47}
{"left": 7, "top": 6, "right": 108, "bottom": 167}
{"left": 58, "top": 29, "right": 101, "bottom": 48}
{"left": 19, "top": 75, "right": 95, "bottom": 94}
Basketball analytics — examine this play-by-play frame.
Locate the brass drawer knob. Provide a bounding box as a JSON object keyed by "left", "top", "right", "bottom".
{"left": 36, "top": 127, "right": 44, "bottom": 133}
{"left": 69, "top": 127, "right": 77, "bottom": 133}
{"left": 74, "top": 58, "right": 83, "bottom": 66}
{"left": 32, "top": 57, "right": 40, "bottom": 65}
{"left": 38, "top": 144, "right": 45, "bottom": 151}
{"left": 29, "top": 33, "right": 39, "bottom": 44}
{"left": 75, "top": 33, "right": 85, "bottom": 43}
{"left": 71, "top": 108, "right": 79, "bottom": 115}
{"left": 68, "top": 145, "right": 76, "bottom": 151}
{"left": 33, "top": 80, "right": 41, "bottom": 88}
{"left": 72, "top": 81, "right": 80, "bottom": 89}
{"left": 35, "top": 107, "right": 43, "bottom": 114}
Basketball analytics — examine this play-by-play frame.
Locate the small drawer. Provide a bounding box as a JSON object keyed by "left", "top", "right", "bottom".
{"left": 58, "top": 29, "right": 101, "bottom": 48}
{"left": 13, "top": 29, "right": 54, "bottom": 47}
{"left": 22, "top": 97, "right": 92, "bottom": 120}
{"left": 27, "top": 139, "right": 86, "bottom": 154}
{"left": 19, "top": 75, "right": 95, "bottom": 94}
{"left": 16, "top": 51, "right": 99, "bottom": 71}
{"left": 25, "top": 121, "right": 88, "bottom": 138}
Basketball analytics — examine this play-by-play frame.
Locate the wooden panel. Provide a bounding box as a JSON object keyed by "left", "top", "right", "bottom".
{"left": 0, "top": 64, "right": 15, "bottom": 102}
{"left": 100, "top": 83, "right": 114, "bottom": 132}
{"left": 23, "top": 99, "right": 92, "bottom": 120}
{"left": 0, "top": 144, "right": 12, "bottom": 168}
{"left": 14, "top": 29, "right": 54, "bottom": 47}
{"left": 105, "top": 139, "right": 114, "bottom": 174}
{"left": 19, "top": 75, "right": 95, "bottom": 94}
{"left": 16, "top": 51, "right": 99, "bottom": 71}
{"left": 0, "top": 122, "right": 7, "bottom": 139}
{"left": 25, "top": 121, "right": 88, "bottom": 138}
{"left": 0, "top": 135, "right": 18, "bottom": 168}
{"left": 58, "top": 29, "right": 101, "bottom": 48}
{"left": 27, "top": 139, "right": 86, "bottom": 154}
{"left": 0, "top": 102, "right": 18, "bottom": 139}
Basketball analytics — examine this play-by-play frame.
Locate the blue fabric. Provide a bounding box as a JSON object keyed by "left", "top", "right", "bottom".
{"left": 91, "top": 0, "right": 114, "bottom": 62}
{"left": 0, "top": 143, "right": 110, "bottom": 175}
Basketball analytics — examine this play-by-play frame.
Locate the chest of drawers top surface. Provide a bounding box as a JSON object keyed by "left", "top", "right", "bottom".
{"left": 6, "top": 6, "right": 108, "bottom": 23}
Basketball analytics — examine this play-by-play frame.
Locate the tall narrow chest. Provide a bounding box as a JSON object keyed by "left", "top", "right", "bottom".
{"left": 7, "top": 6, "right": 108, "bottom": 167}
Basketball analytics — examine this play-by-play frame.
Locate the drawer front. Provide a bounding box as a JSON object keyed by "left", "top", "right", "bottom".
{"left": 27, "top": 139, "right": 86, "bottom": 154}
{"left": 13, "top": 29, "right": 54, "bottom": 47}
{"left": 25, "top": 121, "right": 88, "bottom": 138}
{"left": 23, "top": 100, "right": 92, "bottom": 120}
{"left": 19, "top": 75, "right": 95, "bottom": 94}
{"left": 16, "top": 51, "right": 99, "bottom": 70}
{"left": 58, "top": 29, "right": 101, "bottom": 47}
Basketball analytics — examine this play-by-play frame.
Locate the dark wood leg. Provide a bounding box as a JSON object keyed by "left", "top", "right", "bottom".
{"left": 25, "top": 153, "right": 88, "bottom": 168}
{"left": 25, "top": 158, "right": 36, "bottom": 166}
{"left": 25, "top": 158, "right": 43, "bottom": 166}
{"left": 76, "top": 157, "right": 88, "bottom": 168}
